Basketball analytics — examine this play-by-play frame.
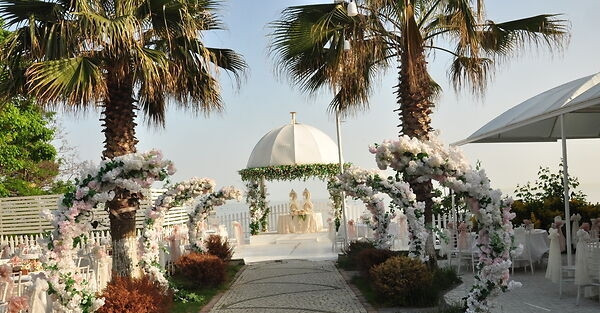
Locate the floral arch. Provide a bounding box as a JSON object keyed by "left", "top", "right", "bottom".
{"left": 238, "top": 163, "right": 348, "bottom": 235}
{"left": 42, "top": 150, "right": 174, "bottom": 312}
{"left": 140, "top": 179, "right": 242, "bottom": 287}
{"left": 42, "top": 150, "right": 241, "bottom": 313}
{"left": 337, "top": 136, "right": 519, "bottom": 312}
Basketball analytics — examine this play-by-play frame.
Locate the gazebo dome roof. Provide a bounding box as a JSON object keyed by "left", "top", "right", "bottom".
{"left": 246, "top": 113, "right": 339, "bottom": 168}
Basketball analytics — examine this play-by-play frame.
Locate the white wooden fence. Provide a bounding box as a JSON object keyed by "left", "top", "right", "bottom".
{"left": 0, "top": 192, "right": 464, "bottom": 248}
{"left": 0, "top": 189, "right": 184, "bottom": 235}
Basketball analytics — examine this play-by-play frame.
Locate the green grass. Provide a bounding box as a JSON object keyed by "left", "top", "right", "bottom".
{"left": 350, "top": 275, "right": 380, "bottom": 306}
{"left": 171, "top": 263, "right": 243, "bottom": 313}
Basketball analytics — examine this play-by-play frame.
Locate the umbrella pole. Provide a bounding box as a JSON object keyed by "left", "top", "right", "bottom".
{"left": 336, "top": 111, "right": 349, "bottom": 248}
{"left": 560, "top": 114, "right": 572, "bottom": 266}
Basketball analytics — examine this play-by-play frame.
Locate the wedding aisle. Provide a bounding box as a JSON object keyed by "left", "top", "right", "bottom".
{"left": 209, "top": 260, "right": 366, "bottom": 313}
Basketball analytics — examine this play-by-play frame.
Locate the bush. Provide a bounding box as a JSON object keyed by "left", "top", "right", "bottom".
{"left": 97, "top": 275, "right": 172, "bottom": 313}
{"left": 174, "top": 253, "right": 226, "bottom": 288}
{"left": 205, "top": 235, "right": 234, "bottom": 261}
{"left": 370, "top": 256, "right": 433, "bottom": 307}
{"left": 357, "top": 248, "right": 395, "bottom": 278}
{"left": 339, "top": 240, "right": 375, "bottom": 270}
{"left": 432, "top": 267, "right": 461, "bottom": 289}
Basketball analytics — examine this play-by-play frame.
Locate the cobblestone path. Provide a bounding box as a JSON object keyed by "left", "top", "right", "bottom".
{"left": 210, "top": 260, "right": 366, "bottom": 313}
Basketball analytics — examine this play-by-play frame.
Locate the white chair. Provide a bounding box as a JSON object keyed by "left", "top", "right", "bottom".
{"left": 577, "top": 242, "right": 600, "bottom": 304}
{"left": 449, "top": 232, "right": 476, "bottom": 274}
{"left": 512, "top": 229, "right": 534, "bottom": 275}
{"left": 231, "top": 221, "right": 244, "bottom": 246}
{"left": 11, "top": 271, "right": 32, "bottom": 297}
{"left": 329, "top": 222, "right": 345, "bottom": 252}
{"left": 0, "top": 281, "right": 9, "bottom": 303}
{"left": 559, "top": 265, "right": 576, "bottom": 297}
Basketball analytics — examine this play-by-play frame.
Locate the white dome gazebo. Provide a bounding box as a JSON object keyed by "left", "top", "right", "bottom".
{"left": 246, "top": 112, "right": 340, "bottom": 168}
{"left": 239, "top": 113, "right": 347, "bottom": 235}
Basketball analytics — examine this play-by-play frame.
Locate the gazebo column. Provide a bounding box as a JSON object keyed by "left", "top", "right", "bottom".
{"left": 259, "top": 176, "right": 268, "bottom": 232}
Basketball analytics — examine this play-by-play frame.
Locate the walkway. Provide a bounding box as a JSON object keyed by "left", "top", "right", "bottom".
{"left": 210, "top": 260, "right": 366, "bottom": 313}
{"left": 445, "top": 267, "right": 600, "bottom": 313}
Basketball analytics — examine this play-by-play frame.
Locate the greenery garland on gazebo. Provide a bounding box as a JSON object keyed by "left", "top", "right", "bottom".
{"left": 239, "top": 163, "right": 349, "bottom": 235}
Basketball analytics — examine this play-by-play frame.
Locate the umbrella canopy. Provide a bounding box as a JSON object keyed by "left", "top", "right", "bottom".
{"left": 455, "top": 73, "right": 600, "bottom": 267}
{"left": 246, "top": 113, "right": 339, "bottom": 168}
{"left": 455, "top": 72, "right": 600, "bottom": 145}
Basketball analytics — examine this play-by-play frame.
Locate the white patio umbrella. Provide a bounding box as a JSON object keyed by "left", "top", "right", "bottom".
{"left": 455, "top": 72, "right": 600, "bottom": 266}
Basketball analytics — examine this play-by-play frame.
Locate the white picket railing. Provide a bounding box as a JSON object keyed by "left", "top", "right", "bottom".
{"left": 0, "top": 192, "right": 464, "bottom": 249}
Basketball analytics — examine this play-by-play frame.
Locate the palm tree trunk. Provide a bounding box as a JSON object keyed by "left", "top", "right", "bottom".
{"left": 395, "top": 6, "right": 437, "bottom": 268}
{"left": 102, "top": 72, "right": 140, "bottom": 277}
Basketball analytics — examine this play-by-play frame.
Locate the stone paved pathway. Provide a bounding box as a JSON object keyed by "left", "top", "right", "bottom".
{"left": 445, "top": 269, "right": 600, "bottom": 313}
{"left": 210, "top": 260, "right": 367, "bottom": 313}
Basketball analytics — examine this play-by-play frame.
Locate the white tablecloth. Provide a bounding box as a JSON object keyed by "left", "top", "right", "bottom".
{"left": 523, "top": 229, "right": 550, "bottom": 262}
{"left": 468, "top": 229, "right": 549, "bottom": 263}
{"left": 277, "top": 213, "right": 323, "bottom": 234}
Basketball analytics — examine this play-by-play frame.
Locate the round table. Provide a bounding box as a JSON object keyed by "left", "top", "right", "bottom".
{"left": 522, "top": 229, "right": 550, "bottom": 262}
{"left": 277, "top": 213, "right": 323, "bottom": 234}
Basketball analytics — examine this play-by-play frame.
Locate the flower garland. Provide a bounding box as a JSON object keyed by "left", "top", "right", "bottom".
{"left": 239, "top": 164, "right": 350, "bottom": 235}
{"left": 329, "top": 167, "right": 428, "bottom": 256}
{"left": 187, "top": 186, "right": 243, "bottom": 250}
{"left": 41, "top": 150, "right": 173, "bottom": 313}
{"left": 246, "top": 180, "right": 269, "bottom": 235}
{"left": 327, "top": 178, "right": 343, "bottom": 231}
{"left": 371, "top": 135, "right": 518, "bottom": 313}
{"left": 139, "top": 177, "right": 216, "bottom": 287}
{"left": 239, "top": 163, "right": 348, "bottom": 182}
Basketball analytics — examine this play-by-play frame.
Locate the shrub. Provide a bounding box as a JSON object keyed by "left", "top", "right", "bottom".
{"left": 174, "top": 253, "right": 226, "bottom": 288}
{"left": 370, "top": 256, "right": 433, "bottom": 307}
{"left": 205, "top": 235, "right": 234, "bottom": 261}
{"left": 97, "top": 275, "right": 172, "bottom": 313}
{"left": 357, "top": 248, "right": 395, "bottom": 278}
{"left": 433, "top": 266, "right": 461, "bottom": 289}
{"left": 339, "top": 240, "right": 375, "bottom": 270}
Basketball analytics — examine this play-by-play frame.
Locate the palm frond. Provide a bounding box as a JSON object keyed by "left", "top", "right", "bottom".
{"left": 207, "top": 47, "right": 247, "bottom": 86}
{"left": 25, "top": 56, "right": 106, "bottom": 109}
{"left": 449, "top": 55, "right": 493, "bottom": 94}
{"left": 0, "top": 0, "right": 66, "bottom": 27}
{"left": 270, "top": 3, "right": 388, "bottom": 114}
{"left": 77, "top": 10, "right": 142, "bottom": 55}
{"left": 479, "top": 14, "right": 569, "bottom": 56}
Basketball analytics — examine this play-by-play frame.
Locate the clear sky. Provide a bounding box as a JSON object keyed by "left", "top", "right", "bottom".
{"left": 57, "top": 0, "right": 600, "bottom": 203}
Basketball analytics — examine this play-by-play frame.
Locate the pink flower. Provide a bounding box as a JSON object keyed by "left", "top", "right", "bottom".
{"left": 368, "top": 145, "right": 378, "bottom": 154}
{"left": 87, "top": 181, "right": 99, "bottom": 190}
{"left": 581, "top": 222, "right": 590, "bottom": 232}
{"left": 0, "top": 264, "right": 12, "bottom": 280}
{"left": 467, "top": 197, "right": 480, "bottom": 213}
{"left": 433, "top": 175, "right": 447, "bottom": 183}
{"left": 7, "top": 296, "right": 28, "bottom": 313}
{"left": 9, "top": 256, "right": 21, "bottom": 266}
{"left": 148, "top": 210, "right": 161, "bottom": 219}
{"left": 167, "top": 163, "right": 176, "bottom": 175}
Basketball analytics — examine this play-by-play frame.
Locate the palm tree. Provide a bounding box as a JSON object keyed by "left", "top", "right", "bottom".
{"left": 270, "top": 0, "right": 567, "bottom": 264}
{"left": 0, "top": 0, "right": 246, "bottom": 276}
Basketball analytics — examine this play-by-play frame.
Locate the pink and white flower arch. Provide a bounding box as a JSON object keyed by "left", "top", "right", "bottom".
{"left": 187, "top": 186, "right": 243, "bottom": 251}
{"left": 42, "top": 150, "right": 174, "bottom": 313}
{"left": 329, "top": 167, "right": 428, "bottom": 259}
{"left": 139, "top": 177, "right": 216, "bottom": 287}
{"left": 370, "top": 135, "right": 519, "bottom": 312}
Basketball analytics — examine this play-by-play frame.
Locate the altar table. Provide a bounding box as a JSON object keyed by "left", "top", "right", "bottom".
{"left": 277, "top": 213, "right": 323, "bottom": 234}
